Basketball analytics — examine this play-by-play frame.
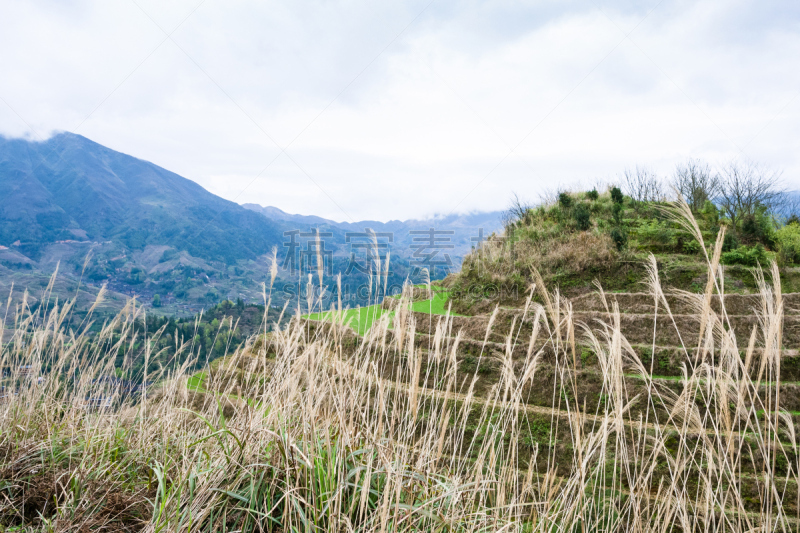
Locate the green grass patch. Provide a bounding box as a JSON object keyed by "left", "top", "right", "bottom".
{"left": 187, "top": 371, "right": 207, "bottom": 392}
{"left": 304, "top": 290, "right": 460, "bottom": 336}
{"left": 304, "top": 304, "right": 389, "bottom": 336}
{"left": 410, "top": 290, "right": 462, "bottom": 316}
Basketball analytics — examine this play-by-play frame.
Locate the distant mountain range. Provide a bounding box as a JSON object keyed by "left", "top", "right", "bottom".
{"left": 0, "top": 133, "right": 503, "bottom": 313}
{"left": 241, "top": 204, "right": 504, "bottom": 260}
{"left": 243, "top": 204, "right": 503, "bottom": 233}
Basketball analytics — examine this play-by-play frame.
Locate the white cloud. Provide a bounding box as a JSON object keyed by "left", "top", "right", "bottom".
{"left": 0, "top": 0, "right": 798, "bottom": 221}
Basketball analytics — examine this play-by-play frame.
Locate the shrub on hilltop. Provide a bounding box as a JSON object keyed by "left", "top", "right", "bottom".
{"left": 454, "top": 163, "right": 798, "bottom": 303}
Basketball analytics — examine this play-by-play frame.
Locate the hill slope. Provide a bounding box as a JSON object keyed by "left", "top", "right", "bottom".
{"left": 448, "top": 187, "right": 800, "bottom": 315}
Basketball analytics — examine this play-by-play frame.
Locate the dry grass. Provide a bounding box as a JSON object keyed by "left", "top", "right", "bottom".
{"left": 460, "top": 224, "right": 617, "bottom": 291}
{"left": 0, "top": 204, "right": 797, "bottom": 532}
{"left": 535, "top": 231, "right": 617, "bottom": 272}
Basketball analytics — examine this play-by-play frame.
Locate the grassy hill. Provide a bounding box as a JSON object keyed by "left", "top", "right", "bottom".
{"left": 449, "top": 187, "right": 800, "bottom": 313}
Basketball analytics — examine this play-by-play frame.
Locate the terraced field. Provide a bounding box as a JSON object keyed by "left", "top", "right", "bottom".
{"left": 299, "top": 280, "right": 800, "bottom": 523}
{"left": 301, "top": 285, "right": 459, "bottom": 335}
{"left": 186, "top": 257, "right": 800, "bottom": 531}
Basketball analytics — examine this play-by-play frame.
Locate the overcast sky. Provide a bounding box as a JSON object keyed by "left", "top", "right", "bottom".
{"left": 1, "top": 1, "right": 798, "bottom": 222}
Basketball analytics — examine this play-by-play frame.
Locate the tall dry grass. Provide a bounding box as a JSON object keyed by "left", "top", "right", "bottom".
{"left": 0, "top": 205, "right": 797, "bottom": 532}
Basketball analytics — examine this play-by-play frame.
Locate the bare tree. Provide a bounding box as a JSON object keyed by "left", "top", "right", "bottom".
{"left": 623, "top": 166, "right": 664, "bottom": 205}
{"left": 671, "top": 159, "right": 720, "bottom": 212}
{"left": 717, "top": 160, "right": 783, "bottom": 228}
{"left": 777, "top": 192, "right": 800, "bottom": 223}
{"left": 589, "top": 177, "right": 608, "bottom": 194}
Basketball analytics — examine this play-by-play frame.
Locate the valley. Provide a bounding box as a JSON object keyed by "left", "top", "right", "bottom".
{"left": 0, "top": 133, "right": 502, "bottom": 317}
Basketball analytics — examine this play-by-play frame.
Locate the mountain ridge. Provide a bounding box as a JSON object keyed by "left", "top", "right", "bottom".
{"left": 0, "top": 132, "right": 286, "bottom": 263}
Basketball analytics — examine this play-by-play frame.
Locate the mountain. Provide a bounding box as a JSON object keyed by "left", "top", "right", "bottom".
{"left": 0, "top": 132, "right": 502, "bottom": 315}
{"left": 242, "top": 205, "right": 337, "bottom": 228}
{"left": 0, "top": 132, "right": 285, "bottom": 263}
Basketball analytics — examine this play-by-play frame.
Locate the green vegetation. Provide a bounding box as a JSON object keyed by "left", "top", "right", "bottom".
{"left": 776, "top": 221, "right": 800, "bottom": 266}
{"left": 454, "top": 175, "right": 799, "bottom": 306}
{"left": 573, "top": 203, "right": 591, "bottom": 231}
{"left": 123, "top": 298, "right": 288, "bottom": 376}
{"left": 408, "top": 288, "right": 460, "bottom": 316}
{"left": 721, "top": 243, "right": 770, "bottom": 267}
{"left": 186, "top": 371, "right": 207, "bottom": 392}
{"left": 305, "top": 304, "right": 389, "bottom": 336}
{"left": 304, "top": 288, "right": 460, "bottom": 336}
{"left": 610, "top": 185, "right": 624, "bottom": 204}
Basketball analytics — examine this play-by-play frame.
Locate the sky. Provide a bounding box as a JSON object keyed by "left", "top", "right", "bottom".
{"left": 1, "top": 0, "right": 799, "bottom": 223}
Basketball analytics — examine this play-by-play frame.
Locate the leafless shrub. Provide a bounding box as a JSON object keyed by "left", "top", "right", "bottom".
{"left": 718, "top": 160, "right": 784, "bottom": 227}
{"left": 538, "top": 187, "right": 560, "bottom": 207}
{"left": 671, "top": 159, "right": 720, "bottom": 212}
{"left": 501, "top": 192, "right": 532, "bottom": 228}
